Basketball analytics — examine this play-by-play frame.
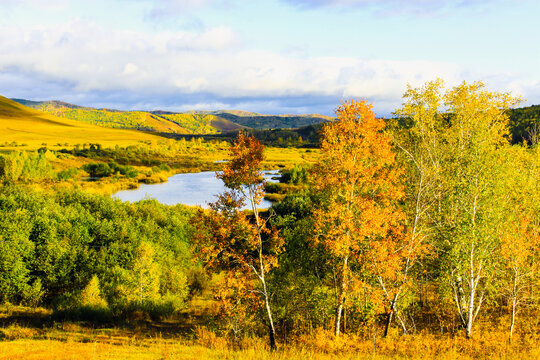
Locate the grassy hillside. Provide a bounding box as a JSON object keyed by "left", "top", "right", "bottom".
{"left": 0, "top": 95, "right": 163, "bottom": 149}
{"left": 14, "top": 100, "right": 193, "bottom": 133}
{"left": 13, "top": 99, "right": 332, "bottom": 133}
{"left": 150, "top": 111, "right": 244, "bottom": 133}
{"left": 15, "top": 99, "right": 245, "bottom": 134}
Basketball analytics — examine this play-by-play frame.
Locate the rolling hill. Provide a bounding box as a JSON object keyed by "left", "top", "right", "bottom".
{"left": 13, "top": 99, "right": 332, "bottom": 133}
{"left": 0, "top": 95, "right": 164, "bottom": 149}
{"left": 206, "top": 110, "right": 333, "bottom": 129}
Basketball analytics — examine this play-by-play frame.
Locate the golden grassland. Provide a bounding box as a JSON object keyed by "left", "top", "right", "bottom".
{"left": 0, "top": 95, "right": 164, "bottom": 150}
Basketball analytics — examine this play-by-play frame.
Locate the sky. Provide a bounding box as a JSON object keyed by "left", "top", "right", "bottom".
{"left": 1, "top": 0, "right": 539, "bottom": 116}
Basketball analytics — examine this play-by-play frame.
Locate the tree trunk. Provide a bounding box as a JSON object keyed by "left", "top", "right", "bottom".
{"left": 509, "top": 295, "right": 516, "bottom": 342}
{"left": 509, "top": 273, "right": 518, "bottom": 343}
{"left": 397, "top": 311, "right": 409, "bottom": 335}
{"left": 466, "top": 285, "right": 475, "bottom": 338}
{"left": 383, "top": 310, "right": 394, "bottom": 338}
{"left": 260, "top": 250, "right": 277, "bottom": 351}
{"left": 268, "top": 319, "right": 277, "bottom": 350}
{"left": 335, "top": 255, "right": 348, "bottom": 336}
{"left": 249, "top": 185, "right": 277, "bottom": 351}
{"left": 335, "top": 300, "right": 344, "bottom": 337}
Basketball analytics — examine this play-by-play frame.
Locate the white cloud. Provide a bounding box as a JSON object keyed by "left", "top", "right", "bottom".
{"left": 281, "top": 0, "right": 506, "bottom": 15}
{"left": 0, "top": 19, "right": 535, "bottom": 115}
{"left": 1, "top": 0, "right": 69, "bottom": 9}
{"left": 122, "top": 0, "right": 236, "bottom": 18}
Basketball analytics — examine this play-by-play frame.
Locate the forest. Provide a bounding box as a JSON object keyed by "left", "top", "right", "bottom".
{"left": 0, "top": 80, "right": 538, "bottom": 359}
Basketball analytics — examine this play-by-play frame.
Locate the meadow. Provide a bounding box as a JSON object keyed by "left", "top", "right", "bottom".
{"left": 0, "top": 305, "right": 539, "bottom": 360}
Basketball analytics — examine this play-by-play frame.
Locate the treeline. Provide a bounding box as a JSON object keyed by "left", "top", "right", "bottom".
{"left": 212, "top": 112, "right": 331, "bottom": 129}
{"left": 26, "top": 104, "right": 220, "bottom": 134}
{"left": 56, "top": 138, "right": 228, "bottom": 168}
{"left": 509, "top": 104, "right": 540, "bottom": 144}
{"left": 156, "top": 113, "right": 218, "bottom": 134}
{"left": 171, "top": 105, "right": 539, "bottom": 150}
{"left": 159, "top": 123, "right": 324, "bottom": 148}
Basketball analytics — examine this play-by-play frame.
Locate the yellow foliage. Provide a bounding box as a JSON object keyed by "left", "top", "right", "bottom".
{"left": 79, "top": 275, "right": 108, "bottom": 308}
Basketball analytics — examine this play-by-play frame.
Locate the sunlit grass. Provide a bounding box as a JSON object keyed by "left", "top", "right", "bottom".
{"left": 0, "top": 95, "right": 164, "bottom": 150}
{"left": 0, "top": 305, "right": 538, "bottom": 360}
{"left": 0, "top": 327, "right": 538, "bottom": 360}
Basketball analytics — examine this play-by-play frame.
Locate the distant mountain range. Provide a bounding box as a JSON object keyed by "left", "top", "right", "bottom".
{"left": 10, "top": 97, "right": 538, "bottom": 145}
{"left": 12, "top": 99, "right": 334, "bottom": 134}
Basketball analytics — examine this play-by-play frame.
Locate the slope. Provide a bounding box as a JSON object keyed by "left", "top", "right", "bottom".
{"left": 15, "top": 99, "right": 243, "bottom": 134}
{"left": 0, "top": 95, "right": 163, "bottom": 149}
{"left": 14, "top": 99, "right": 331, "bottom": 133}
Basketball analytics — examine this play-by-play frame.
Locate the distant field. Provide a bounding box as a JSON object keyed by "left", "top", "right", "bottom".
{"left": 0, "top": 95, "right": 165, "bottom": 150}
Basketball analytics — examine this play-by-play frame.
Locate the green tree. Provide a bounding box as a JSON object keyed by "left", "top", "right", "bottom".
{"left": 397, "top": 80, "right": 522, "bottom": 338}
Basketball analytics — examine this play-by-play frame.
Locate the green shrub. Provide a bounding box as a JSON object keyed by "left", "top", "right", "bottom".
{"left": 0, "top": 151, "right": 53, "bottom": 183}
{"left": 82, "top": 162, "right": 112, "bottom": 177}
{"left": 57, "top": 167, "right": 79, "bottom": 180}
{"left": 280, "top": 164, "right": 309, "bottom": 184}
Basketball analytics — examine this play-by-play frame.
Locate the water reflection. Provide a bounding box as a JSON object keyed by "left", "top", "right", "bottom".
{"left": 112, "top": 170, "right": 280, "bottom": 209}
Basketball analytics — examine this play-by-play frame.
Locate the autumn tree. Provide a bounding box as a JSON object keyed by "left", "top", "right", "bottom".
{"left": 440, "top": 82, "right": 523, "bottom": 338}
{"left": 396, "top": 80, "right": 522, "bottom": 338}
{"left": 194, "top": 132, "right": 282, "bottom": 350}
{"left": 311, "top": 100, "right": 404, "bottom": 336}
{"left": 387, "top": 79, "right": 450, "bottom": 335}
{"left": 498, "top": 145, "right": 540, "bottom": 341}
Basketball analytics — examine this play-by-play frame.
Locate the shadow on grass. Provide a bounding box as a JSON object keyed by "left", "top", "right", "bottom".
{"left": 0, "top": 303, "right": 214, "bottom": 340}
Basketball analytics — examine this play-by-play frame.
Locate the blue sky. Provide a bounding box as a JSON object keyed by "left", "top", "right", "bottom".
{"left": 1, "top": 0, "right": 539, "bottom": 116}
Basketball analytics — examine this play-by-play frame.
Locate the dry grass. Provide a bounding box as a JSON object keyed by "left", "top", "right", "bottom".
{"left": 0, "top": 305, "right": 537, "bottom": 360}
{"left": 0, "top": 330, "right": 538, "bottom": 360}
{"left": 0, "top": 95, "right": 163, "bottom": 150}
{"left": 264, "top": 147, "right": 319, "bottom": 169}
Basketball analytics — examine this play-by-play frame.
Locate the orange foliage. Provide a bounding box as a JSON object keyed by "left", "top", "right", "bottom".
{"left": 193, "top": 132, "right": 282, "bottom": 349}
{"left": 311, "top": 100, "right": 405, "bottom": 334}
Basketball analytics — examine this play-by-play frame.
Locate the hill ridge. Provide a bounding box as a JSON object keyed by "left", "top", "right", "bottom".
{"left": 0, "top": 95, "right": 163, "bottom": 149}
{"left": 12, "top": 98, "right": 333, "bottom": 133}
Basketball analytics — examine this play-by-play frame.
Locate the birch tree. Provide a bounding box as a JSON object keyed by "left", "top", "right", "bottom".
{"left": 311, "top": 100, "right": 404, "bottom": 336}
{"left": 379, "top": 80, "right": 448, "bottom": 336}
{"left": 498, "top": 144, "right": 540, "bottom": 341}
{"left": 195, "top": 132, "right": 282, "bottom": 350}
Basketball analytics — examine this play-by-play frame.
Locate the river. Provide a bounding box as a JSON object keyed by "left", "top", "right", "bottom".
{"left": 112, "top": 170, "right": 280, "bottom": 209}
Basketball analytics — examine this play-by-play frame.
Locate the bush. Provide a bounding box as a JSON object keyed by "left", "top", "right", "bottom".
{"left": 187, "top": 267, "right": 209, "bottom": 297}
{"left": 279, "top": 164, "right": 309, "bottom": 184}
{"left": 112, "top": 300, "right": 177, "bottom": 322}
{"left": 82, "top": 162, "right": 138, "bottom": 178}
{"left": 264, "top": 182, "right": 281, "bottom": 194}
{"left": 22, "top": 279, "right": 45, "bottom": 308}
{"left": 0, "top": 151, "right": 53, "bottom": 183}
{"left": 82, "top": 162, "right": 112, "bottom": 177}
{"left": 109, "top": 161, "right": 138, "bottom": 178}
{"left": 53, "top": 305, "right": 114, "bottom": 324}
{"left": 79, "top": 275, "right": 107, "bottom": 308}
{"left": 152, "top": 163, "right": 171, "bottom": 173}
{"left": 57, "top": 167, "right": 79, "bottom": 181}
